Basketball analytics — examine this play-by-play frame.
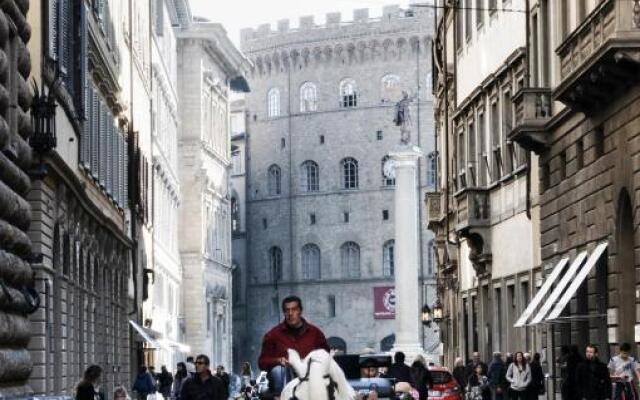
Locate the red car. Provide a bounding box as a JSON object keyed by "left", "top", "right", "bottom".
{"left": 428, "top": 366, "right": 463, "bottom": 400}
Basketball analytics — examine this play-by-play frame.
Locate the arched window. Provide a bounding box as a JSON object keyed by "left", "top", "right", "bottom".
{"left": 340, "top": 78, "right": 357, "bottom": 108}
{"left": 267, "top": 88, "right": 280, "bottom": 117}
{"left": 341, "top": 242, "right": 360, "bottom": 278}
{"left": 300, "top": 161, "right": 319, "bottom": 192}
{"left": 269, "top": 247, "right": 283, "bottom": 282}
{"left": 381, "top": 156, "right": 395, "bottom": 186}
{"left": 383, "top": 240, "right": 395, "bottom": 277}
{"left": 301, "top": 244, "right": 321, "bottom": 280}
{"left": 300, "top": 82, "right": 318, "bottom": 112}
{"left": 231, "top": 197, "right": 239, "bottom": 232}
{"left": 268, "top": 165, "right": 281, "bottom": 196}
{"left": 381, "top": 74, "right": 401, "bottom": 101}
{"left": 341, "top": 158, "right": 358, "bottom": 189}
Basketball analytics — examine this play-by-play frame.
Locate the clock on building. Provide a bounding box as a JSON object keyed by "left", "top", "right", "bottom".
{"left": 383, "top": 157, "right": 396, "bottom": 179}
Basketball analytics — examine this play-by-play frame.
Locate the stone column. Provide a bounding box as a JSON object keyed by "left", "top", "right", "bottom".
{"left": 390, "top": 145, "right": 424, "bottom": 361}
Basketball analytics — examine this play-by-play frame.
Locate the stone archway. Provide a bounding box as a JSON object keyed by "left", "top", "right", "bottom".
{"left": 616, "top": 189, "right": 635, "bottom": 347}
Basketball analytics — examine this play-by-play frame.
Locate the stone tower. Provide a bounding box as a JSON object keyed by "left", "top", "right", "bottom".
{"left": 236, "top": 5, "right": 439, "bottom": 368}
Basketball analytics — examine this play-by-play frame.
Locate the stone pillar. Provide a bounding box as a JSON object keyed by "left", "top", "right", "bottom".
{"left": 390, "top": 146, "right": 424, "bottom": 361}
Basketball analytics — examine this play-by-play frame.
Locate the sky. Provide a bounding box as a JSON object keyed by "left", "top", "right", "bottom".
{"left": 189, "top": 0, "right": 414, "bottom": 47}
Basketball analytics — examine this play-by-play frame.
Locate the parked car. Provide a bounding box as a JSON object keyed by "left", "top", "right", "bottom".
{"left": 427, "top": 366, "right": 462, "bottom": 400}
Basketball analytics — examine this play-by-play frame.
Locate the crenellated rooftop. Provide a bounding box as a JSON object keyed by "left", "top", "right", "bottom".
{"left": 240, "top": 4, "right": 433, "bottom": 53}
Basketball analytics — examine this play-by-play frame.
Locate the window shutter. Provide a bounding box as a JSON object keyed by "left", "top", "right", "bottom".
{"left": 124, "top": 132, "right": 129, "bottom": 205}
{"left": 106, "top": 117, "right": 113, "bottom": 195}
{"left": 81, "top": 82, "right": 91, "bottom": 168}
{"left": 113, "top": 123, "right": 120, "bottom": 203}
{"left": 99, "top": 101, "right": 107, "bottom": 187}
{"left": 60, "top": 0, "right": 72, "bottom": 89}
{"left": 91, "top": 88, "right": 100, "bottom": 177}
{"left": 48, "top": 0, "right": 59, "bottom": 60}
{"left": 78, "top": 3, "right": 88, "bottom": 119}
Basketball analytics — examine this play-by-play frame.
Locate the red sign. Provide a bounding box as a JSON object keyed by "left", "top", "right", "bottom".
{"left": 374, "top": 286, "right": 396, "bottom": 319}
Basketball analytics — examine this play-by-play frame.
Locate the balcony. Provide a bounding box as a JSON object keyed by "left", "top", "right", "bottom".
{"left": 455, "top": 188, "right": 490, "bottom": 231}
{"left": 554, "top": 0, "right": 640, "bottom": 113}
{"left": 425, "top": 191, "right": 443, "bottom": 231}
{"left": 510, "top": 88, "right": 552, "bottom": 154}
{"left": 454, "top": 188, "right": 491, "bottom": 276}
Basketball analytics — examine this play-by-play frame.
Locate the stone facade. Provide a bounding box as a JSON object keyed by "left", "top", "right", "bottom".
{"left": 237, "top": 5, "right": 438, "bottom": 370}
{"left": 0, "top": 0, "right": 37, "bottom": 397}
{"left": 177, "top": 23, "right": 248, "bottom": 369}
{"left": 25, "top": 0, "right": 157, "bottom": 394}
{"left": 146, "top": 0, "right": 187, "bottom": 371}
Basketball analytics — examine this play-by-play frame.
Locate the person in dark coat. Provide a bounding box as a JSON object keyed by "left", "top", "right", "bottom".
{"left": 158, "top": 366, "right": 173, "bottom": 399}
{"left": 133, "top": 366, "right": 157, "bottom": 400}
{"left": 466, "top": 352, "right": 489, "bottom": 380}
{"left": 215, "top": 365, "right": 230, "bottom": 400}
{"left": 453, "top": 357, "right": 468, "bottom": 393}
{"left": 559, "top": 345, "right": 582, "bottom": 400}
{"left": 180, "top": 355, "right": 226, "bottom": 400}
{"left": 528, "top": 353, "right": 544, "bottom": 399}
{"left": 487, "top": 352, "right": 507, "bottom": 400}
{"left": 575, "top": 344, "right": 611, "bottom": 400}
{"left": 76, "top": 365, "right": 103, "bottom": 400}
{"left": 387, "top": 352, "right": 414, "bottom": 384}
{"left": 467, "top": 364, "right": 491, "bottom": 400}
{"left": 410, "top": 360, "right": 432, "bottom": 400}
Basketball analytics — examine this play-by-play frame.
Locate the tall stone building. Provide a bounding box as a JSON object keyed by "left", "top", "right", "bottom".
{"left": 430, "top": 0, "right": 542, "bottom": 367}
{"left": 0, "top": 0, "right": 36, "bottom": 397}
{"left": 145, "top": 0, "right": 191, "bottom": 370}
{"left": 516, "top": 0, "right": 640, "bottom": 392}
{"left": 25, "top": 0, "right": 155, "bottom": 394}
{"left": 238, "top": 5, "right": 437, "bottom": 369}
{"left": 177, "top": 21, "right": 249, "bottom": 369}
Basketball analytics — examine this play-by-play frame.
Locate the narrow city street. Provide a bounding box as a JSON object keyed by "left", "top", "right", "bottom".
{"left": 0, "top": 1, "right": 639, "bottom": 400}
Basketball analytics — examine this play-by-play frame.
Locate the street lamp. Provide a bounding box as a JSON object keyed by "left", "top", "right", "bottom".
{"left": 422, "top": 304, "right": 432, "bottom": 326}
{"left": 432, "top": 298, "right": 444, "bottom": 324}
{"left": 29, "top": 79, "right": 57, "bottom": 177}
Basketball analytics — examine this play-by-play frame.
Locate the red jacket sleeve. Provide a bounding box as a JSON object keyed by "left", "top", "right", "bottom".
{"left": 315, "top": 326, "right": 330, "bottom": 352}
{"left": 258, "top": 331, "right": 281, "bottom": 371}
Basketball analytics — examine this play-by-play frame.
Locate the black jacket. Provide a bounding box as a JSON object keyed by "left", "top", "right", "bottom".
{"left": 576, "top": 358, "right": 611, "bottom": 400}
{"left": 387, "top": 362, "right": 414, "bottom": 384}
{"left": 529, "top": 361, "right": 544, "bottom": 394}
{"left": 216, "top": 372, "right": 230, "bottom": 400}
{"left": 180, "top": 372, "right": 226, "bottom": 400}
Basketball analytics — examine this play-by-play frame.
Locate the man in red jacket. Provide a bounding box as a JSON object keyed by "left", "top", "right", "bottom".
{"left": 258, "top": 295, "right": 330, "bottom": 397}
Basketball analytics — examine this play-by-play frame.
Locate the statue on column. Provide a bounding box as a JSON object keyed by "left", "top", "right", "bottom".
{"left": 393, "top": 90, "right": 417, "bottom": 145}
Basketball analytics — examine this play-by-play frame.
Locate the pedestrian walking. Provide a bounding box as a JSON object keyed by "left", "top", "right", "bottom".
{"left": 528, "top": 353, "right": 544, "bottom": 400}
{"left": 215, "top": 365, "right": 230, "bottom": 400}
{"left": 466, "top": 352, "right": 488, "bottom": 380}
{"left": 410, "top": 359, "right": 432, "bottom": 400}
{"left": 76, "top": 365, "right": 104, "bottom": 400}
{"left": 186, "top": 357, "right": 196, "bottom": 377}
{"left": 240, "top": 362, "right": 253, "bottom": 390}
{"left": 505, "top": 352, "right": 531, "bottom": 400}
{"left": 172, "top": 362, "right": 189, "bottom": 400}
{"left": 158, "top": 366, "right": 174, "bottom": 399}
{"left": 466, "top": 364, "right": 491, "bottom": 400}
{"left": 387, "top": 352, "right": 414, "bottom": 384}
{"left": 180, "top": 355, "right": 226, "bottom": 400}
{"left": 133, "top": 366, "right": 157, "bottom": 400}
{"left": 453, "top": 357, "right": 468, "bottom": 393}
{"left": 576, "top": 344, "right": 611, "bottom": 400}
{"left": 559, "top": 345, "right": 582, "bottom": 400}
{"left": 487, "top": 352, "right": 507, "bottom": 400}
{"left": 114, "top": 387, "right": 131, "bottom": 400}
{"left": 609, "top": 342, "right": 640, "bottom": 400}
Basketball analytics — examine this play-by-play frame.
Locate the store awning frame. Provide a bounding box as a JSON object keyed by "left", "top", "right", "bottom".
{"left": 546, "top": 242, "right": 608, "bottom": 322}
{"left": 129, "top": 320, "right": 162, "bottom": 349}
{"left": 158, "top": 338, "right": 191, "bottom": 354}
{"left": 513, "top": 257, "right": 569, "bottom": 328}
{"left": 528, "top": 250, "right": 588, "bottom": 325}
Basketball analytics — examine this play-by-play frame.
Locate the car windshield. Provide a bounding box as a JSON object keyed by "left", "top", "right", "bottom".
{"left": 430, "top": 371, "right": 452, "bottom": 384}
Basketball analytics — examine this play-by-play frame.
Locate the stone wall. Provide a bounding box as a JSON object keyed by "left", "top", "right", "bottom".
{"left": 0, "top": 0, "right": 36, "bottom": 397}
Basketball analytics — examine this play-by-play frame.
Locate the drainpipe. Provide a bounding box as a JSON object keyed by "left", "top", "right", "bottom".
{"left": 525, "top": 0, "right": 532, "bottom": 221}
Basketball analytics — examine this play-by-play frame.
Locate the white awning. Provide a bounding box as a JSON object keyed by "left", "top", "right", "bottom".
{"left": 546, "top": 242, "right": 608, "bottom": 321}
{"left": 158, "top": 338, "right": 191, "bottom": 354}
{"left": 528, "top": 251, "right": 588, "bottom": 325}
{"left": 513, "top": 257, "right": 569, "bottom": 327}
{"left": 129, "top": 320, "right": 162, "bottom": 349}
{"left": 514, "top": 241, "right": 609, "bottom": 327}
